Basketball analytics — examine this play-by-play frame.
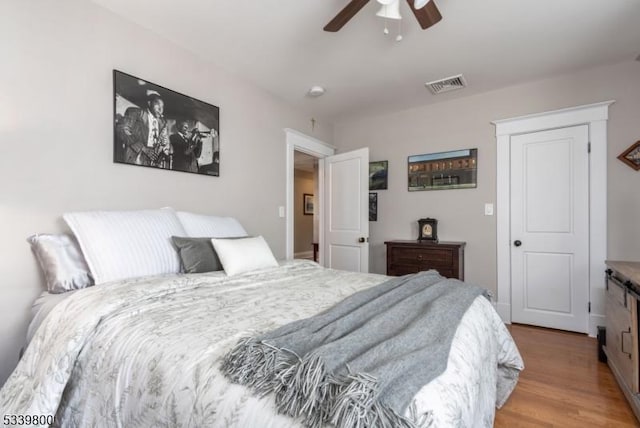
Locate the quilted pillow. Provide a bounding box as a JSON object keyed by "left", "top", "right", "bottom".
{"left": 27, "top": 234, "right": 94, "bottom": 293}
{"left": 64, "top": 209, "right": 186, "bottom": 284}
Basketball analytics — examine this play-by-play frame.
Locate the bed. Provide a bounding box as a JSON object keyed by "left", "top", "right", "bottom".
{"left": 26, "top": 291, "right": 78, "bottom": 347}
{"left": 1, "top": 209, "right": 523, "bottom": 427}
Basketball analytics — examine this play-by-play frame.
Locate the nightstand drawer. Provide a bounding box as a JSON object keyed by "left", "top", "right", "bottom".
{"left": 390, "top": 248, "right": 453, "bottom": 265}
{"left": 388, "top": 266, "right": 454, "bottom": 277}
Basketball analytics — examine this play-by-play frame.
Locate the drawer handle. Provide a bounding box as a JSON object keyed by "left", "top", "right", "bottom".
{"left": 621, "top": 328, "right": 632, "bottom": 359}
{"left": 417, "top": 255, "right": 423, "bottom": 261}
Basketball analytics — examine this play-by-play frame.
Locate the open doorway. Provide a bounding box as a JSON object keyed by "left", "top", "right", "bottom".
{"left": 284, "top": 129, "right": 335, "bottom": 264}
{"left": 285, "top": 129, "right": 370, "bottom": 272}
{"left": 293, "top": 152, "right": 319, "bottom": 261}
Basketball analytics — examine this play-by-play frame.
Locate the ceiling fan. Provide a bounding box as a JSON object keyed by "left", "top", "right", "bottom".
{"left": 324, "top": 0, "right": 442, "bottom": 32}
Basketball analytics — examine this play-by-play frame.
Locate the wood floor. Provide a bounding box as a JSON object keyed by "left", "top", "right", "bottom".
{"left": 494, "top": 324, "right": 639, "bottom": 427}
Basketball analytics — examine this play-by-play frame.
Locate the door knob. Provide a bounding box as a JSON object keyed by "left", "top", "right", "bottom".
{"left": 514, "top": 240, "right": 522, "bottom": 247}
{"left": 358, "top": 237, "right": 366, "bottom": 243}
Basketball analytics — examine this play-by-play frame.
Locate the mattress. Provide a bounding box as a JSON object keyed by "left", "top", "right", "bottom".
{"left": 2, "top": 260, "right": 523, "bottom": 427}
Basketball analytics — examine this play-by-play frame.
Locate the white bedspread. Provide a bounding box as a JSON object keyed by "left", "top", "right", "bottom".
{"left": 0, "top": 260, "right": 523, "bottom": 427}
{"left": 26, "top": 291, "right": 77, "bottom": 346}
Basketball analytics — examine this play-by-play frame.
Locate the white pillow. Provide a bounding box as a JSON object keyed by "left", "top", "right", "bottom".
{"left": 211, "top": 236, "right": 278, "bottom": 276}
{"left": 63, "top": 209, "right": 187, "bottom": 284}
{"left": 176, "top": 211, "right": 247, "bottom": 238}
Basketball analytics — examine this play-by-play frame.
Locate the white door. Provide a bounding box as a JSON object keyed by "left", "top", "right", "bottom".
{"left": 323, "top": 148, "right": 369, "bottom": 273}
{"left": 510, "top": 125, "right": 589, "bottom": 333}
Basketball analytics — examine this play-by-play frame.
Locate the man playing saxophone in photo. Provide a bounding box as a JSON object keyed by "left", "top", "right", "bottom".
{"left": 117, "top": 92, "right": 171, "bottom": 168}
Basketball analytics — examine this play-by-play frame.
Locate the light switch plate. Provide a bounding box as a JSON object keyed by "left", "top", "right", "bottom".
{"left": 278, "top": 206, "right": 285, "bottom": 218}
{"left": 484, "top": 203, "right": 494, "bottom": 216}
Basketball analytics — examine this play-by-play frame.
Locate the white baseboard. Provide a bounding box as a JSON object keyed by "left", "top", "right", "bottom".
{"left": 294, "top": 251, "right": 313, "bottom": 259}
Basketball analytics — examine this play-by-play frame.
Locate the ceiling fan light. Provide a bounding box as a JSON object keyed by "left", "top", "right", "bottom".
{"left": 414, "top": 0, "right": 431, "bottom": 9}
{"left": 376, "top": 0, "right": 402, "bottom": 20}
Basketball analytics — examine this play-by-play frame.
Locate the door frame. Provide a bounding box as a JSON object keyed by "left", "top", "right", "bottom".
{"left": 493, "top": 100, "right": 614, "bottom": 336}
{"left": 284, "top": 128, "right": 335, "bottom": 263}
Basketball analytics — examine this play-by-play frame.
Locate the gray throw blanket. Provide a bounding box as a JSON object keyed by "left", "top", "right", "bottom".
{"left": 221, "top": 270, "right": 488, "bottom": 428}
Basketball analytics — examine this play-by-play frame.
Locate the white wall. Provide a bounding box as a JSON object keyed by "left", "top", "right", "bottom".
{"left": 334, "top": 60, "right": 640, "bottom": 290}
{"left": 0, "top": 0, "right": 331, "bottom": 386}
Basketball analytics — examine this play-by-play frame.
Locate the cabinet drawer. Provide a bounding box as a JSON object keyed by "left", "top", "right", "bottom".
{"left": 608, "top": 278, "right": 631, "bottom": 314}
{"left": 390, "top": 261, "right": 452, "bottom": 272}
{"left": 605, "top": 262, "right": 640, "bottom": 412}
{"left": 389, "top": 265, "right": 453, "bottom": 278}
{"left": 390, "top": 248, "right": 453, "bottom": 265}
{"left": 605, "top": 291, "right": 635, "bottom": 389}
{"left": 385, "top": 241, "right": 465, "bottom": 280}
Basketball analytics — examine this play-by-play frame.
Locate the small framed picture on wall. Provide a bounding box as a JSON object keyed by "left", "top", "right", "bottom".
{"left": 408, "top": 148, "right": 477, "bottom": 191}
{"left": 303, "top": 194, "right": 314, "bottom": 215}
{"left": 369, "top": 193, "right": 378, "bottom": 221}
{"left": 369, "top": 161, "right": 388, "bottom": 190}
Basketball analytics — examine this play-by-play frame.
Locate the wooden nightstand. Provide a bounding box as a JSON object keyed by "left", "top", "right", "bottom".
{"left": 384, "top": 240, "right": 465, "bottom": 280}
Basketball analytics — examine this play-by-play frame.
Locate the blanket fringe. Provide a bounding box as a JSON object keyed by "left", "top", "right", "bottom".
{"left": 221, "top": 337, "right": 432, "bottom": 428}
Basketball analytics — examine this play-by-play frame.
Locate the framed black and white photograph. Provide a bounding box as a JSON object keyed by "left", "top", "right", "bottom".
{"left": 369, "top": 192, "right": 378, "bottom": 222}
{"left": 113, "top": 70, "right": 220, "bottom": 176}
{"left": 303, "top": 194, "right": 314, "bottom": 215}
{"left": 408, "top": 148, "right": 477, "bottom": 191}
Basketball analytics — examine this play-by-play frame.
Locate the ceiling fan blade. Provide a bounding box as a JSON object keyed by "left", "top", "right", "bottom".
{"left": 324, "top": 0, "right": 370, "bottom": 32}
{"left": 406, "top": 0, "right": 442, "bottom": 30}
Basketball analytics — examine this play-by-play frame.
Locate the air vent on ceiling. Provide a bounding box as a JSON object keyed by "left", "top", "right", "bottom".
{"left": 425, "top": 74, "right": 467, "bottom": 95}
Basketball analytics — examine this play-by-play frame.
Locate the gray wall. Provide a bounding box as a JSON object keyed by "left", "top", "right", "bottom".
{"left": 334, "top": 60, "right": 640, "bottom": 290}
{"left": 0, "top": 0, "right": 330, "bottom": 386}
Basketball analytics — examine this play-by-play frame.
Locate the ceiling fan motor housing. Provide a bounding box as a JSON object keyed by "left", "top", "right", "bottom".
{"left": 324, "top": 0, "right": 441, "bottom": 32}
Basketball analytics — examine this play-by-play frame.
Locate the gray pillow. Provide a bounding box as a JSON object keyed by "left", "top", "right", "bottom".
{"left": 171, "top": 236, "right": 223, "bottom": 273}
{"left": 27, "top": 234, "right": 94, "bottom": 293}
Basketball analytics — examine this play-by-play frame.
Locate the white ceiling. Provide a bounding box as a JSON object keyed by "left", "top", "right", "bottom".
{"left": 92, "top": 0, "right": 640, "bottom": 122}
